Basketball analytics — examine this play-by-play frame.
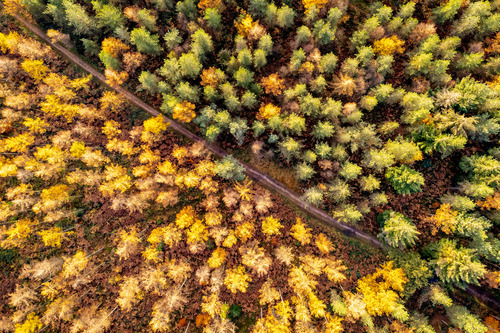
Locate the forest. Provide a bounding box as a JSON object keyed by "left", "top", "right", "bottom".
{"left": 0, "top": 0, "right": 499, "bottom": 332}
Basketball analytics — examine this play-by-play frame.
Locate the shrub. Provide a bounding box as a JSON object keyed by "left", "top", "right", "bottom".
{"left": 214, "top": 155, "right": 246, "bottom": 181}
{"left": 130, "top": 27, "right": 161, "bottom": 55}
{"left": 378, "top": 210, "right": 420, "bottom": 248}
{"left": 385, "top": 165, "right": 425, "bottom": 195}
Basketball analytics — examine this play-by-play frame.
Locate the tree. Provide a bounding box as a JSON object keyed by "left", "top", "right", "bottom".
{"left": 290, "top": 218, "right": 312, "bottom": 246}
{"left": 430, "top": 239, "right": 486, "bottom": 288}
{"left": 224, "top": 265, "right": 252, "bottom": 293}
{"left": 385, "top": 165, "right": 425, "bottom": 195}
{"left": 447, "top": 305, "right": 487, "bottom": 333}
{"left": 94, "top": 2, "right": 125, "bottom": 31}
{"left": 357, "top": 261, "right": 407, "bottom": 316}
{"left": 378, "top": 210, "right": 420, "bottom": 248}
{"left": 261, "top": 215, "right": 282, "bottom": 238}
{"left": 276, "top": 5, "right": 295, "bottom": 28}
{"left": 191, "top": 29, "right": 214, "bottom": 61}
{"left": 332, "top": 73, "right": 357, "bottom": 96}
{"left": 130, "top": 27, "right": 161, "bottom": 55}
{"left": 178, "top": 52, "right": 202, "bottom": 78}
{"left": 63, "top": 0, "right": 96, "bottom": 36}
{"left": 204, "top": 8, "right": 222, "bottom": 29}
{"left": 214, "top": 155, "right": 246, "bottom": 181}
{"left": 172, "top": 101, "right": 196, "bottom": 123}
{"left": 137, "top": 8, "right": 157, "bottom": 31}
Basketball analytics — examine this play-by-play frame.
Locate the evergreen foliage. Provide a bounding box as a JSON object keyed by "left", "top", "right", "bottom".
{"left": 385, "top": 165, "right": 425, "bottom": 195}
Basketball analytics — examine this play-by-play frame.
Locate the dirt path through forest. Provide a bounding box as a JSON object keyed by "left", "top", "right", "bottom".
{"left": 6, "top": 7, "right": 500, "bottom": 314}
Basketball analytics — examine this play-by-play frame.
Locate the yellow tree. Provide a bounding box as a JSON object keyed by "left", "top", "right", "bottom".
{"left": 290, "top": 218, "right": 312, "bottom": 245}
{"left": 357, "top": 261, "right": 407, "bottom": 316}
{"left": 261, "top": 215, "right": 283, "bottom": 239}
{"left": 261, "top": 74, "right": 285, "bottom": 96}
{"left": 224, "top": 265, "right": 252, "bottom": 293}
{"left": 172, "top": 101, "right": 196, "bottom": 123}
{"left": 21, "top": 59, "right": 49, "bottom": 82}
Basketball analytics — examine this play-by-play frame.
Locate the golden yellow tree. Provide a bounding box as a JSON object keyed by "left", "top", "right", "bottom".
{"left": 172, "top": 101, "right": 196, "bottom": 123}
{"left": 290, "top": 218, "right": 312, "bottom": 245}
{"left": 224, "top": 265, "right": 252, "bottom": 293}
{"left": 261, "top": 74, "right": 285, "bottom": 96}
